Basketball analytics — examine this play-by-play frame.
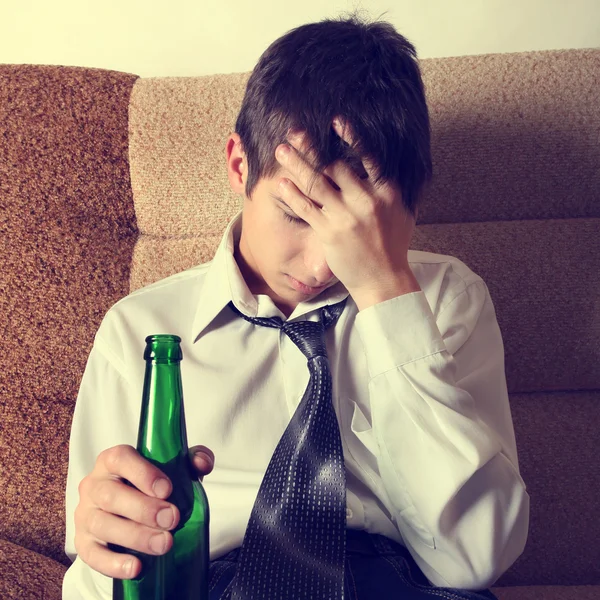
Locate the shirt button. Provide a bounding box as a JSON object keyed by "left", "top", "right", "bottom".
{"left": 346, "top": 508, "right": 353, "bottom": 519}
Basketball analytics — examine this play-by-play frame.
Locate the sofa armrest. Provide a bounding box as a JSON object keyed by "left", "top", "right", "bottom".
{"left": 0, "top": 538, "right": 67, "bottom": 600}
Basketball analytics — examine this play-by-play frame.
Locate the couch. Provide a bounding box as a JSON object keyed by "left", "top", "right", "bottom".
{"left": 1, "top": 47, "right": 598, "bottom": 599}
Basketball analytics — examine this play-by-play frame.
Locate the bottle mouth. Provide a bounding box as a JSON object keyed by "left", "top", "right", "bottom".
{"left": 144, "top": 334, "right": 183, "bottom": 362}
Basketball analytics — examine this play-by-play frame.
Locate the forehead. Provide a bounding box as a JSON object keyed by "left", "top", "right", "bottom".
{"left": 258, "top": 154, "right": 369, "bottom": 190}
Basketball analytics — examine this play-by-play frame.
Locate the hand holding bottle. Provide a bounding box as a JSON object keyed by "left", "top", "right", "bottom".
{"left": 74, "top": 443, "right": 214, "bottom": 580}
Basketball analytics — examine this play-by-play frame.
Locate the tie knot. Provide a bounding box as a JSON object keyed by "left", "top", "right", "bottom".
{"left": 228, "top": 298, "right": 347, "bottom": 361}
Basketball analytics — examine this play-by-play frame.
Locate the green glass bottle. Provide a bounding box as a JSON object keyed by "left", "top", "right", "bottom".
{"left": 111, "top": 334, "right": 210, "bottom": 600}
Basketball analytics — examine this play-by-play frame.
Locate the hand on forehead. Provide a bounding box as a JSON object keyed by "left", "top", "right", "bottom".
{"left": 281, "top": 119, "right": 370, "bottom": 187}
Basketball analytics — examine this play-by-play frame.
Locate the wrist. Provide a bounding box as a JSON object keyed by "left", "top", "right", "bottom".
{"left": 349, "top": 270, "right": 422, "bottom": 312}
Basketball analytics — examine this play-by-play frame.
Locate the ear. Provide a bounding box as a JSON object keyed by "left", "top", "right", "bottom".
{"left": 225, "top": 133, "right": 246, "bottom": 195}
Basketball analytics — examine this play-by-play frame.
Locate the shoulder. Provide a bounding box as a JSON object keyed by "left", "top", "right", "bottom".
{"left": 93, "top": 262, "right": 213, "bottom": 360}
{"left": 113, "top": 261, "right": 211, "bottom": 316}
{"left": 407, "top": 249, "right": 487, "bottom": 316}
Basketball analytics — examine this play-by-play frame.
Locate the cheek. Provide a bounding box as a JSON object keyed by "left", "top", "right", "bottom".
{"left": 272, "top": 226, "right": 304, "bottom": 267}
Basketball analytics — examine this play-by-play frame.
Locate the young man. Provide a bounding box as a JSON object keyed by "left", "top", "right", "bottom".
{"left": 63, "top": 14, "right": 530, "bottom": 600}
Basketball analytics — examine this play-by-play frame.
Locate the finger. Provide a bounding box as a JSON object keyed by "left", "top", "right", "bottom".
{"left": 288, "top": 128, "right": 366, "bottom": 186}
{"left": 189, "top": 445, "right": 215, "bottom": 480}
{"left": 278, "top": 177, "right": 327, "bottom": 232}
{"left": 275, "top": 141, "right": 335, "bottom": 207}
{"left": 78, "top": 537, "right": 142, "bottom": 580}
{"left": 332, "top": 117, "right": 377, "bottom": 180}
{"left": 96, "top": 444, "right": 172, "bottom": 500}
{"left": 88, "top": 477, "right": 179, "bottom": 531}
{"left": 87, "top": 508, "right": 173, "bottom": 559}
{"left": 76, "top": 517, "right": 173, "bottom": 579}
{"left": 285, "top": 129, "right": 318, "bottom": 167}
{"left": 285, "top": 130, "right": 345, "bottom": 191}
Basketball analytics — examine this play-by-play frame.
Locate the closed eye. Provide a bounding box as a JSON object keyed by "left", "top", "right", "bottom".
{"left": 270, "top": 193, "right": 308, "bottom": 226}
{"left": 282, "top": 211, "right": 307, "bottom": 225}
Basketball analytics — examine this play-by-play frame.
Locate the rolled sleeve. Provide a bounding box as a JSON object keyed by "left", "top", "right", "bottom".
{"left": 354, "top": 281, "right": 530, "bottom": 589}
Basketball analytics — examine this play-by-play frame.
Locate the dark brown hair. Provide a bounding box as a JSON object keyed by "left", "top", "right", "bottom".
{"left": 234, "top": 11, "right": 432, "bottom": 217}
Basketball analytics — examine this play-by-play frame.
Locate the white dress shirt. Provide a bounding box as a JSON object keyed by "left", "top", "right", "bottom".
{"left": 63, "top": 211, "right": 529, "bottom": 599}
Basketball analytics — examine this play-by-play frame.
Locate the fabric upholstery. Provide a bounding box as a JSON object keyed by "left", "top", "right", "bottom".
{"left": 0, "top": 65, "right": 139, "bottom": 566}
{"left": 493, "top": 586, "right": 600, "bottom": 600}
{"left": 0, "top": 539, "right": 66, "bottom": 600}
{"left": 0, "top": 47, "right": 598, "bottom": 598}
{"left": 128, "top": 74, "right": 247, "bottom": 289}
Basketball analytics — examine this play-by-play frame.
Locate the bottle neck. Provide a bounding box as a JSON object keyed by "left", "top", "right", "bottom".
{"left": 137, "top": 361, "right": 189, "bottom": 463}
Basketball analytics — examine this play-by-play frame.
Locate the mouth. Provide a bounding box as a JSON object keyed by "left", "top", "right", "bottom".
{"left": 286, "top": 274, "right": 329, "bottom": 295}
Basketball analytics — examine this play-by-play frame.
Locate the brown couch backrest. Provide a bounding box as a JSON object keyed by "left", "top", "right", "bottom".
{"left": 1, "top": 48, "right": 599, "bottom": 586}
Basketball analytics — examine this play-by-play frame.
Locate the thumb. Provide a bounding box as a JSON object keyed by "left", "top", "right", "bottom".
{"left": 189, "top": 445, "right": 215, "bottom": 481}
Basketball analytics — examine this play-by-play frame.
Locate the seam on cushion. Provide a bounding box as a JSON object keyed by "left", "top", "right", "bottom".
{"left": 135, "top": 232, "right": 224, "bottom": 240}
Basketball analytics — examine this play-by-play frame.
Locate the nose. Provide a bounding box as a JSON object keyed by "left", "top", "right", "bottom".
{"left": 303, "top": 234, "right": 335, "bottom": 286}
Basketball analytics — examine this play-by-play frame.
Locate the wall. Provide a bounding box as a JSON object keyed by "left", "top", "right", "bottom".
{"left": 1, "top": 0, "right": 599, "bottom": 76}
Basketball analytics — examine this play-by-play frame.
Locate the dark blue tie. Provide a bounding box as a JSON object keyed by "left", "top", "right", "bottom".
{"left": 226, "top": 298, "right": 348, "bottom": 600}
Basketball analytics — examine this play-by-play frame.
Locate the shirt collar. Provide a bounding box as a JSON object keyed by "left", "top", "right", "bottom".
{"left": 191, "top": 211, "right": 349, "bottom": 342}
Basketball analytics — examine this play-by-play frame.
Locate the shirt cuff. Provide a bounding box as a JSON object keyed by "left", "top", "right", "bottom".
{"left": 354, "top": 291, "right": 447, "bottom": 379}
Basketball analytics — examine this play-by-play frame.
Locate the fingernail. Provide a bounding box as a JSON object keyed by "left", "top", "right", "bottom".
{"left": 152, "top": 478, "right": 170, "bottom": 498}
{"left": 194, "top": 451, "right": 212, "bottom": 465}
{"left": 123, "top": 558, "right": 134, "bottom": 575}
{"left": 157, "top": 507, "right": 174, "bottom": 529}
{"left": 150, "top": 532, "right": 168, "bottom": 554}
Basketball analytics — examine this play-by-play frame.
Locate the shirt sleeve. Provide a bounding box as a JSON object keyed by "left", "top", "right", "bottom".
{"left": 354, "top": 279, "right": 530, "bottom": 590}
{"left": 63, "top": 327, "right": 139, "bottom": 600}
